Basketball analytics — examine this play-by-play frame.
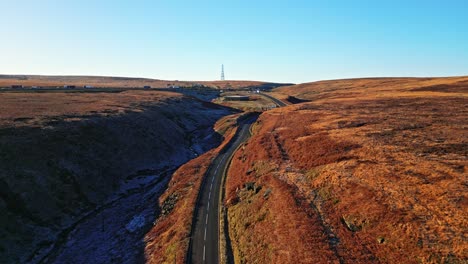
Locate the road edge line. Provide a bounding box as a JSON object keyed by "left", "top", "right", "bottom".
{"left": 218, "top": 113, "right": 257, "bottom": 264}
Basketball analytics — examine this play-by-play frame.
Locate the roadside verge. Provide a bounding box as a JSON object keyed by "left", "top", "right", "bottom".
{"left": 219, "top": 113, "right": 259, "bottom": 264}
{"left": 143, "top": 114, "right": 241, "bottom": 263}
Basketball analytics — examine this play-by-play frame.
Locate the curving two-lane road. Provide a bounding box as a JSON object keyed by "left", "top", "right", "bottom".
{"left": 187, "top": 115, "right": 258, "bottom": 264}
{"left": 188, "top": 93, "right": 286, "bottom": 264}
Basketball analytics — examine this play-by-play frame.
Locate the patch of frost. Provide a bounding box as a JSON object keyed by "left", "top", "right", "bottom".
{"left": 125, "top": 215, "right": 146, "bottom": 233}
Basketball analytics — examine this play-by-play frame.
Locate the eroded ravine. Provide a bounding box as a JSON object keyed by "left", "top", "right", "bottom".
{"left": 0, "top": 93, "right": 235, "bottom": 263}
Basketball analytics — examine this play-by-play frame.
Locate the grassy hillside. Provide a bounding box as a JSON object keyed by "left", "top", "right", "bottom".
{"left": 0, "top": 74, "right": 288, "bottom": 90}
{"left": 0, "top": 90, "right": 235, "bottom": 263}
{"left": 272, "top": 76, "right": 468, "bottom": 102}
{"left": 226, "top": 77, "right": 467, "bottom": 263}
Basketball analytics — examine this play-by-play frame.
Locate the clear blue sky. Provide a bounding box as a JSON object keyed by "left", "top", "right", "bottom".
{"left": 1, "top": 0, "right": 467, "bottom": 83}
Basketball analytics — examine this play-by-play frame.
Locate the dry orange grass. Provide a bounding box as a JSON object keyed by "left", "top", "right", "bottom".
{"left": 0, "top": 75, "right": 195, "bottom": 88}
{"left": 273, "top": 76, "right": 468, "bottom": 102}
{"left": 214, "top": 93, "right": 275, "bottom": 112}
{"left": 0, "top": 90, "right": 182, "bottom": 128}
{"left": 226, "top": 77, "right": 467, "bottom": 263}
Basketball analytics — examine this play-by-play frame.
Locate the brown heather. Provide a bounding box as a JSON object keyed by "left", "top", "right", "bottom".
{"left": 225, "top": 77, "right": 467, "bottom": 263}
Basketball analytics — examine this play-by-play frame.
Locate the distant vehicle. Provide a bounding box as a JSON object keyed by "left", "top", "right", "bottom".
{"left": 64, "top": 85, "right": 76, "bottom": 89}
{"left": 31, "top": 86, "right": 39, "bottom": 89}
{"left": 83, "top": 85, "right": 93, "bottom": 88}
{"left": 144, "top": 85, "right": 151, "bottom": 89}
{"left": 11, "top": 85, "right": 23, "bottom": 89}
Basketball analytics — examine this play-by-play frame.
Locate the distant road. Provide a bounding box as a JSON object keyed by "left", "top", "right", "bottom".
{"left": 259, "top": 92, "right": 288, "bottom": 107}
{"left": 187, "top": 114, "right": 258, "bottom": 264}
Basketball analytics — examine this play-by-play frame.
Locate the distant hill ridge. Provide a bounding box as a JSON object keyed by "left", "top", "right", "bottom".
{"left": 0, "top": 74, "right": 292, "bottom": 89}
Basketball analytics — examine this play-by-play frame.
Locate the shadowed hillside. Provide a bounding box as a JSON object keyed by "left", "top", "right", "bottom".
{"left": 0, "top": 90, "right": 235, "bottom": 263}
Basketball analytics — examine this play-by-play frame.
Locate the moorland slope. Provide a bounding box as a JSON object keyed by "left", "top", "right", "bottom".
{"left": 225, "top": 77, "right": 467, "bottom": 263}
{"left": 0, "top": 90, "right": 235, "bottom": 263}
{"left": 0, "top": 74, "right": 288, "bottom": 90}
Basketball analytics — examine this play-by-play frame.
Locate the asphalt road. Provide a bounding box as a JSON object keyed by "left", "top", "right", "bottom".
{"left": 188, "top": 114, "right": 258, "bottom": 264}
{"left": 188, "top": 93, "right": 285, "bottom": 264}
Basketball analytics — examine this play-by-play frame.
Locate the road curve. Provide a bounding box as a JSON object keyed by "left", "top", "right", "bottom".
{"left": 187, "top": 114, "right": 258, "bottom": 264}
{"left": 259, "top": 92, "right": 288, "bottom": 107}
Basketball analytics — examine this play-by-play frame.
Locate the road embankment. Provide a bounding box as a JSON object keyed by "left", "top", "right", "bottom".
{"left": 143, "top": 112, "right": 247, "bottom": 263}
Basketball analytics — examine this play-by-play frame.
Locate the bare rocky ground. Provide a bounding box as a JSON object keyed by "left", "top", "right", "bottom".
{"left": 42, "top": 170, "right": 172, "bottom": 264}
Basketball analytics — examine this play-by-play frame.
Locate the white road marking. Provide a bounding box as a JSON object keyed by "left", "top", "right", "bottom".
{"left": 214, "top": 163, "right": 221, "bottom": 174}
{"left": 196, "top": 122, "right": 254, "bottom": 263}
